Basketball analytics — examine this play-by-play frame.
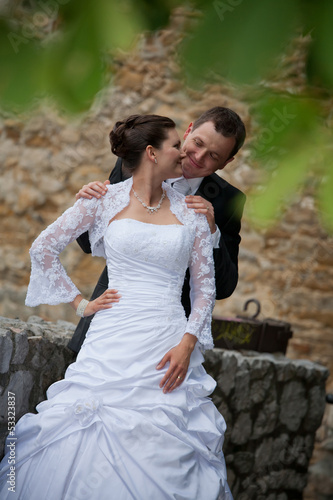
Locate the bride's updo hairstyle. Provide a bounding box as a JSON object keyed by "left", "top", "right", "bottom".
{"left": 110, "top": 114, "right": 176, "bottom": 172}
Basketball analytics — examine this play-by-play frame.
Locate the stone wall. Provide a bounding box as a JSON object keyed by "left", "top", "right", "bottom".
{"left": 0, "top": 316, "right": 76, "bottom": 450}
{"left": 0, "top": 316, "right": 329, "bottom": 499}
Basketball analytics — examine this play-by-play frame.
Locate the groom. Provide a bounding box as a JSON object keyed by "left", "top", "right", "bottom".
{"left": 68, "top": 106, "right": 246, "bottom": 353}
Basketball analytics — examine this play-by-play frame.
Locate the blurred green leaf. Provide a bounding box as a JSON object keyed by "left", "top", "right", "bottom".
{"left": 250, "top": 95, "right": 319, "bottom": 162}
{"left": 42, "top": 7, "right": 104, "bottom": 113}
{"left": 249, "top": 122, "right": 332, "bottom": 230}
{"left": 0, "top": 0, "right": 167, "bottom": 112}
{"left": 76, "top": 0, "right": 145, "bottom": 51}
{"left": 250, "top": 146, "right": 312, "bottom": 225}
{"left": 180, "top": 0, "right": 300, "bottom": 85}
{"left": 47, "top": 0, "right": 158, "bottom": 112}
{"left": 0, "top": 21, "right": 43, "bottom": 109}
{"left": 246, "top": 94, "right": 332, "bottom": 230}
{"left": 309, "top": 0, "right": 333, "bottom": 89}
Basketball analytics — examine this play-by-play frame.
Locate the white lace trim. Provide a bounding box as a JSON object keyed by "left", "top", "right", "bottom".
{"left": 164, "top": 183, "right": 216, "bottom": 350}
{"left": 26, "top": 178, "right": 215, "bottom": 349}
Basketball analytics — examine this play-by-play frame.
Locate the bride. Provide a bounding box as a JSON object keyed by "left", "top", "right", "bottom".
{"left": 0, "top": 114, "right": 233, "bottom": 499}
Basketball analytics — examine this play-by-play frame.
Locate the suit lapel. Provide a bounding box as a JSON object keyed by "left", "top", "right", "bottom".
{"left": 195, "top": 174, "right": 224, "bottom": 202}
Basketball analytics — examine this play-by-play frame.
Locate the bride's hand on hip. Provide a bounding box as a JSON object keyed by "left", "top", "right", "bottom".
{"left": 156, "top": 333, "right": 197, "bottom": 393}
{"left": 84, "top": 289, "right": 121, "bottom": 316}
{"left": 75, "top": 180, "right": 110, "bottom": 201}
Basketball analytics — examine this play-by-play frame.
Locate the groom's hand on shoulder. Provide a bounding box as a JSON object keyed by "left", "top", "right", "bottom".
{"left": 75, "top": 180, "right": 110, "bottom": 200}
{"left": 185, "top": 195, "right": 216, "bottom": 234}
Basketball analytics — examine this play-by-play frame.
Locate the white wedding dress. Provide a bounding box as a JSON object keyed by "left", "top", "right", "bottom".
{"left": 0, "top": 178, "right": 233, "bottom": 500}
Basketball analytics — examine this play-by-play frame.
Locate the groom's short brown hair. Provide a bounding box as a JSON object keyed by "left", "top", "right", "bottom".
{"left": 193, "top": 107, "right": 246, "bottom": 159}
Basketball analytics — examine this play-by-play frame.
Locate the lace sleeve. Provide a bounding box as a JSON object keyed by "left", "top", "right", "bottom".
{"left": 185, "top": 214, "right": 216, "bottom": 351}
{"left": 25, "top": 197, "right": 99, "bottom": 307}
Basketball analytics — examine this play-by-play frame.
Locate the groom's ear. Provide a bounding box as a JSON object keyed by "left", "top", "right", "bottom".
{"left": 183, "top": 123, "right": 193, "bottom": 140}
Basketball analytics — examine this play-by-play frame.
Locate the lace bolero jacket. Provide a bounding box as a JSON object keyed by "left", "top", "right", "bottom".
{"left": 25, "top": 177, "right": 216, "bottom": 350}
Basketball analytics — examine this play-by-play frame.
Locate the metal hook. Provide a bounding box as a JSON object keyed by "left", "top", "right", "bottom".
{"left": 243, "top": 299, "right": 261, "bottom": 319}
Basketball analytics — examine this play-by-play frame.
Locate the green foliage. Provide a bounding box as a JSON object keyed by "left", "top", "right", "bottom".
{"left": 0, "top": 21, "right": 42, "bottom": 108}
{"left": 0, "top": 0, "right": 332, "bottom": 230}
{"left": 180, "top": 0, "right": 300, "bottom": 85}
{"left": 0, "top": 0, "right": 178, "bottom": 112}
{"left": 179, "top": 0, "right": 333, "bottom": 232}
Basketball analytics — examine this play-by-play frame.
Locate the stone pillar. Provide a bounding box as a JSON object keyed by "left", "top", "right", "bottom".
{"left": 204, "top": 350, "right": 329, "bottom": 499}
{"left": 0, "top": 316, "right": 76, "bottom": 454}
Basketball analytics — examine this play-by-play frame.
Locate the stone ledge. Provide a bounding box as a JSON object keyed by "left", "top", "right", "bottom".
{"left": 0, "top": 316, "right": 329, "bottom": 499}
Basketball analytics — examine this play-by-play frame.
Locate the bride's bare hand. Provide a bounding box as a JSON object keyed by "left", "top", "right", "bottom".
{"left": 75, "top": 180, "right": 110, "bottom": 200}
{"left": 156, "top": 333, "right": 197, "bottom": 393}
{"left": 84, "top": 289, "right": 121, "bottom": 316}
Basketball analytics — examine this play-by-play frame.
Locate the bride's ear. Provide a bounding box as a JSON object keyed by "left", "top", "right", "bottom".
{"left": 146, "top": 145, "right": 156, "bottom": 163}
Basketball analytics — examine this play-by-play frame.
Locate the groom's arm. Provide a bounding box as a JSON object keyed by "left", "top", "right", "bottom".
{"left": 213, "top": 190, "right": 246, "bottom": 299}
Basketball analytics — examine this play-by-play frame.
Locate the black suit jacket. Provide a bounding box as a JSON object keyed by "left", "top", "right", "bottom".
{"left": 67, "top": 158, "right": 245, "bottom": 353}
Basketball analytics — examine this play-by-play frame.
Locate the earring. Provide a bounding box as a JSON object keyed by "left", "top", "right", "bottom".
{"left": 154, "top": 158, "right": 157, "bottom": 164}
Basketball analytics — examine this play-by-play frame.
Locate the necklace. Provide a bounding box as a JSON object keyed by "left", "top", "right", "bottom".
{"left": 132, "top": 187, "right": 166, "bottom": 214}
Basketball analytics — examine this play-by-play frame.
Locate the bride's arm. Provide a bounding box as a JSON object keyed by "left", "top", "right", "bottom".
{"left": 185, "top": 214, "right": 216, "bottom": 349}
{"left": 26, "top": 197, "right": 98, "bottom": 307}
{"left": 156, "top": 214, "right": 215, "bottom": 393}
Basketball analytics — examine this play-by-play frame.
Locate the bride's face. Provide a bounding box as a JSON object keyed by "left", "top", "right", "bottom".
{"left": 155, "top": 129, "right": 184, "bottom": 179}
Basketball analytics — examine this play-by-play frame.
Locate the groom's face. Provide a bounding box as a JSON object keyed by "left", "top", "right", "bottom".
{"left": 181, "top": 121, "right": 236, "bottom": 179}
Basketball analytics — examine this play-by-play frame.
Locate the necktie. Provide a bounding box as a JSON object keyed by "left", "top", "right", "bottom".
{"left": 171, "top": 178, "right": 191, "bottom": 196}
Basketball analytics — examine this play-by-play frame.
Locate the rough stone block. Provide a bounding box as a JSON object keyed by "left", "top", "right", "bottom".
{"left": 248, "top": 356, "right": 273, "bottom": 380}
{"left": 0, "top": 329, "right": 13, "bottom": 374}
{"left": 5, "top": 370, "right": 34, "bottom": 420}
{"left": 231, "top": 367, "right": 251, "bottom": 412}
{"left": 249, "top": 371, "right": 274, "bottom": 405}
{"left": 279, "top": 380, "right": 308, "bottom": 432}
{"left": 231, "top": 411, "right": 252, "bottom": 445}
{"left": 233, "top": 451, "right": 254, "bottom": 474}
{"left": 216, "top": 351, "right": 239, "bottom": 397}
{"left": 11, "top": 331, "right": 29, "bottom": 364}
{"left": 276, "top": 361, "right": 296, "bottom": 382}
{"left": 303, "top": 384, "right": 327, "bottom": 432}
{"left": 252, "top": 400, "right": 279, "bottom": 439}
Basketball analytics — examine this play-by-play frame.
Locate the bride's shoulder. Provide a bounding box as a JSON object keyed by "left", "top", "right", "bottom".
{"left": 164, "top": 183, "right": 197, "bottom": 226}
{"left": 103, "top": 178, "right": 132, "bottom": 201}
{"left": 106, "top": 177, "right": 132, "bottom": 192}
{"left": 165, "top": 184, "right": 209, "bottom": 231}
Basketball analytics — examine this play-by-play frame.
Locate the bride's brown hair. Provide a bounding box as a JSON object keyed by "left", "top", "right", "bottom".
{"left": 110, "top": 114, "right": 175, "bottom": 171}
